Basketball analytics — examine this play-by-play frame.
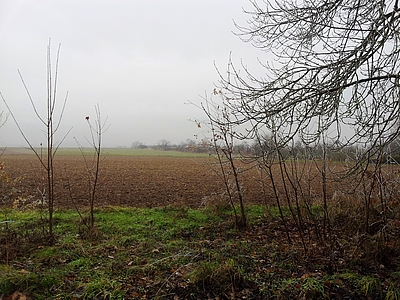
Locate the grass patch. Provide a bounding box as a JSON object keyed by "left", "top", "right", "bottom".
{"left": 1, "top": 205, "right": 399, "bottom": 299}
{"left": 101, "top": 148, "right": 210, "bottom": 157}
{"left": 3, "top": 147, "right": 209, "bottom": 157}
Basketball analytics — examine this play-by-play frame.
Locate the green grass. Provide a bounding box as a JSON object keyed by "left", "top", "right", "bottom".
{"left": 3, "top": 147, "right": 210, "bottom": 157}
{"left": 1, "top": 205, "right": 399, "bottom": 299}
{"left": 101, "top": 148, "right": 209, "bottom": 157}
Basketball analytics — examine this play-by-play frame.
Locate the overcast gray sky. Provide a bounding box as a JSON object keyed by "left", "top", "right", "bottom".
{"left": 0, "top": 0, "right": 264, "bottom": 147}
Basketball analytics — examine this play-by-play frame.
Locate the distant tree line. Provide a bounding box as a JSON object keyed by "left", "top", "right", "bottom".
{"left": 130, "top": 139, "right": 214, "bottom": 154}
{"left": 249, "top": 135, "right": 400, "bottom": 164}
{"left": 132, "top": 136, "right": 400, "bottom": 164}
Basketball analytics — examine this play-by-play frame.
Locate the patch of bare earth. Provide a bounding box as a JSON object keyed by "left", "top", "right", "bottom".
{"left": 1, "top": 154, "right": 271, "bottom": 209}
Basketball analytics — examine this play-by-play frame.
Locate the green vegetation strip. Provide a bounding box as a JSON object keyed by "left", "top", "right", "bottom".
{"left": 1, "top": 206, "right": 399, "bottom": 299}
{"left": 3, "top": 147, "right": 209, "bottom": 157}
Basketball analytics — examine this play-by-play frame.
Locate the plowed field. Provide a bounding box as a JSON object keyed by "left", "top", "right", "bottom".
{"left": 1, "top": 152, "right": 267, "bottom": 208}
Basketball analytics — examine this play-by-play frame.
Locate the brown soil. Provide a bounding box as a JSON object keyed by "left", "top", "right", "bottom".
{"left": 1, "top": 154, "right": 269, "bottom": 209}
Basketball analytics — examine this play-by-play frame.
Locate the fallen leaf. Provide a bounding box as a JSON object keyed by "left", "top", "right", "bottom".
{"left": 324, "top": 280, "right": 332, "bottom": 289}
{"left": 300, "top": 273, "right": 309, "bottom": 281}
{"left": 9, "top": 291, "right": 28, "bottom": 300}
{"left": 131, "top": 291, "right": 140, "bottom": 297}
{"left": 334, "top": 278, "right": 343, "bottom": 286}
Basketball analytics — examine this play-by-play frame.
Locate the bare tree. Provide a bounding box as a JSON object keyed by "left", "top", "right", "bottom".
{"left": 158, "top": 139, "right": 171, "bottom": 151}
{"left": 216, "top": 0, "right": 400, "bottom": 158}
{"left": 131, "top": 141, "right": 146, "bottom": 149}
{"left": 82, "top": 104, "right": 108, "bottom": 230}
{"left": 201, "top": 92, "right": 247, "bottom": 228}
{"left": 200, "top": 0, "right": 400, "bottom": 251}
{"left": 1, "top": 42, "right": 70, "bottom": 244}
